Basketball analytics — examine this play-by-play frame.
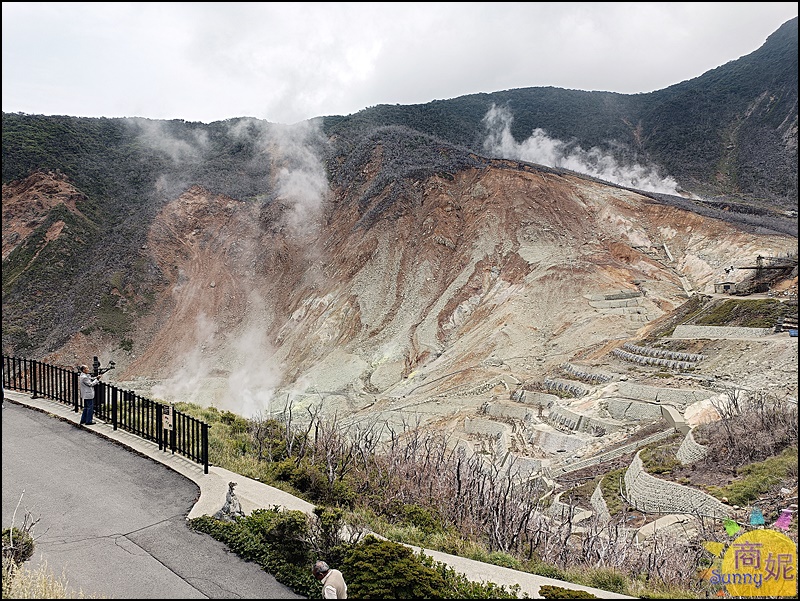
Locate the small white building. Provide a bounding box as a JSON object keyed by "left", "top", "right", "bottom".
{"left": 714, "top": 281, "right": 737, "bottom": 294}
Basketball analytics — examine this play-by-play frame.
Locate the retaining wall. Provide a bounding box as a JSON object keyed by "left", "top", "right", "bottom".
{"left": 543, "top": 378, "right": 588, "bottom": 398}
{"left": 527, "top": 427, "right": 586, "bottom": 455}
{"left": 676, "top": 429, "right": 708, "bottom": 465}
{"left": 617, "top": 382, "right": 716, "bottom": 405}
{"left": 605, "top": 399, "right": 664, "bottom": 421}
{"left": 512, "top": 390, "right": 558, "bottom": 408}
{"left": 548, "top": 404, "right": 620, "bottom": 435}
{"left": 485, "top": 402, "right": 535, "bottom": 423}
{"left": 590, "top": 482, "right": 612, "bottom": 525}
{"left": 611, "top": 348, "right": 697, "bottom": 370}
{"left": 464, "top": 417, "right": 509, "bottom": 456}
{"left": 560, "top": 363, "right": 613, "bottom": 384}
{"left": 550, "top": 428, "right": 675, "bottom": 476}
{"left": 622, "top": 343, "right": 704, "bottom": 362}
{"left": 624, "top": 452, "right": 728, "bottom": 518}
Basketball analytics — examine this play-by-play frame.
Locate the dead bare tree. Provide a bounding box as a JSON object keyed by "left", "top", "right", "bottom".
{"left": 702, "top": 388, "right": 798, "bottom": 465}
{"left": 248, "top": 410, "right": 272, "bottom": 461}
{"left": 2, "top": 492, "right": 40, "bottom": 566}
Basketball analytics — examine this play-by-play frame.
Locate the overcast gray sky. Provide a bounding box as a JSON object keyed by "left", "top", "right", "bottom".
{"left": 2, "top": 2, "right": 797, "bottom": 125}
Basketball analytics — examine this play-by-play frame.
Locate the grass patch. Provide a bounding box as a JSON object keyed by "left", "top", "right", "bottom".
{"left": 695, "top": 299, "right": 790, "bottom": 327}
{"left": 707, "top": 447, "right": 798, "bottom": 506}
{"left": 599, "top": 468, "right": 627, "bottom": 516}
{"left": 640, "top": 436, "right": 682, "bottom": 475}
{"left": 2, "top": 558, "right": 104, "bottom": 599}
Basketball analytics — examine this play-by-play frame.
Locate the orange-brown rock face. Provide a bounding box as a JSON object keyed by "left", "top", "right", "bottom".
{"left": 71, "top": 161, "right": 792, "bottom": 418}
{"left": 3, "top": 161, "right": 796, "bottom": 421}
{"left": 2, "top": 171, "right": 86, "bottom": 261}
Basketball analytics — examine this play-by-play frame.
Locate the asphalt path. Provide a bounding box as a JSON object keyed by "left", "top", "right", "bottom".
{"left": 1, "top": 401, "right": 304, "bottom": 599}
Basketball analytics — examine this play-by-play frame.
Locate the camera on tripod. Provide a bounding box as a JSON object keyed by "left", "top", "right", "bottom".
{"left": 92, "top": 356, "right": 116, "bottom": 376}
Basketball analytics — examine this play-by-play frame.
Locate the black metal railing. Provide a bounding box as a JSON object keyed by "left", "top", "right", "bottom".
{"left": 2, "top": 356, "right": 209, "bottom": 474}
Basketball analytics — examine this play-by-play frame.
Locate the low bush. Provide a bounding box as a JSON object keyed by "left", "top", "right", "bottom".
{"left": 539, "top": 584, "right": 597, "bottom": 599}
{"left": 2, "top": 527, "right": 34, "bottom": 565}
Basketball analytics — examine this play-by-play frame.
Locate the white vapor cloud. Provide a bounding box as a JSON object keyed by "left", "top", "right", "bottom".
{"left": 271, "top": 120, "right": 329, "bottom": 237}
{"left": 482, "top": 105, "right": 681, "bottom": 195}
{"left": 143, "top": 117, "right": 330, "bottom": 417}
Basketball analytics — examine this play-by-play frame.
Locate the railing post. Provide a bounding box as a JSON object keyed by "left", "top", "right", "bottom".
{"left": 202, "top": 423, "right": 209, "bottom": 474}
{"left": 96, "top": 382, "right": 104, "bottom": 421}
{"left": 111, "top": 387, "right": 118, "bottom": 431}
{"left": 73, "top": 370, "right": 79, "bottom": 413}
{"left": 156, "top": 404, "right": 163, "bottom": 451}
{"left": 31, "top": 361, "right": 38, "bottom": 399}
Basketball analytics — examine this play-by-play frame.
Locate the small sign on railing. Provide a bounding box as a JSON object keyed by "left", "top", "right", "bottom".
{"left": 162, "top": 404, "right": 174, "bottom": 431}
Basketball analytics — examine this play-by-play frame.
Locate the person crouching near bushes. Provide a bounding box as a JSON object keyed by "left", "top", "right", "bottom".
{"left": 312, "top": 560, "right": 347, "bottom": 599}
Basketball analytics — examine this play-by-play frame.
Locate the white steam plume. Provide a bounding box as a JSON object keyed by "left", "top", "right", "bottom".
{"left": 128, "top": 117, "right": 209, "bottom": 163}
{"left": 482, "top": 104, "right": 680, "bottom": 195}
{"left": 224, "top": 298, "right": 281, "bottom": 419}
{"left": 270, "top": 118, "right": 329, "bottom": 237}
{"left": 148, "top": 119, "right": 331, "bottom": 418}
{"left": 151, "top": 311, "right": 216, "bottom": 405}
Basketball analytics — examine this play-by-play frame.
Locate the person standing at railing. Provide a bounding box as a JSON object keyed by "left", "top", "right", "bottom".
{"left": 78, "top": 364, "right": 102, "bottom": 425}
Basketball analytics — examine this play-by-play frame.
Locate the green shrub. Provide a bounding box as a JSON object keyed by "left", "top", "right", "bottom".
{"left": 539, "top": 584, "right": 597, "bottom": 598}
{"left": 310, "top": 506, "right": 350, "bottom": 565}
{"left": 485, "top": 551, "right": 522, "bottom": 570}
{"left": 246, "top": 508, "right": 312, "bottom": 564}
{"left": 342, "top": 536, "right": 525, "bottom": 599}
{"left": 584, "top": 567, "right": 629, "bottom": 594}
{"left": 342, "top": 535, "right": 447, "bottom": 598}
{"left": 1, "top": 527, "right": 34, "bottom": 565}
{"left": 401, "top": 503, "right": 441, "bottom": 534}
{"left": 696, "top": 299, "right": 789, "bottom": 327}
{"left": 531, "top": 561, "right": 567, "bottom": 580}
{"left": 189, "top": 509, "right": 320, "bottom": 598}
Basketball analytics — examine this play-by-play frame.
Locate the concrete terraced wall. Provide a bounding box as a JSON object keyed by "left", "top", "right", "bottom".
{"left": 513, "top": 390, "right": 558, "bottom": 408}
{"left": 618, "top": 382, "right": 716, "bottom": 405}
{"left": 585, "top": 290, "right": 642, "bottom": 302}
{"left": 464, "top": 417, "right": 509, "bottom": 457}
{"left": 590, "top": 482, "right": 612, "bottom": 525}
{"left": 544, "top": 378, "right": 587, "bottom": 397}
{"left": 465, "top": 417, "right": 509, "bottom": 438}
{"left": 586, "top": 290, "right": 651, "bottom": 324}
{"left": 527, "top": 427, "right": 586, "bottom": 455}
{"left": 611, "top": 349, "right": 697, "bottom": 370}
{"left": 676, "top": 429, "right": 709, "bottom": 465}
{"left": 500, "top": 452, "right": 543, "bottom": 478}
{"left": 560, "top": 363, "right": 613, "bottom": 384}
{"left": 605, "top": 399, "right": 664, "bottom": 421}
{"left": 548, "top": 404, "right": 621, "bottom": 435}
{"left": 551, "top": 428, "right": 675, "bottom": 476}
{"left": 435, "top": 375, "right": 513, "bottom": 399}
{"left": 624, "top": 452, "right": 728, "bottom": 518}
{"left": 485, "top": 402, "right": 536, "bottom": 423}
{"left": 622, "top": 343, "right": 704, "bottom": 362}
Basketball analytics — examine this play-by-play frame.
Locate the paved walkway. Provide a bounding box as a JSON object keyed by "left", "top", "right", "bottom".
{"left": 2, "top": 393, "right": 303, "bottom": 599}
{"left": 2, "top": 390, "right": 632, "bottom": 599}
